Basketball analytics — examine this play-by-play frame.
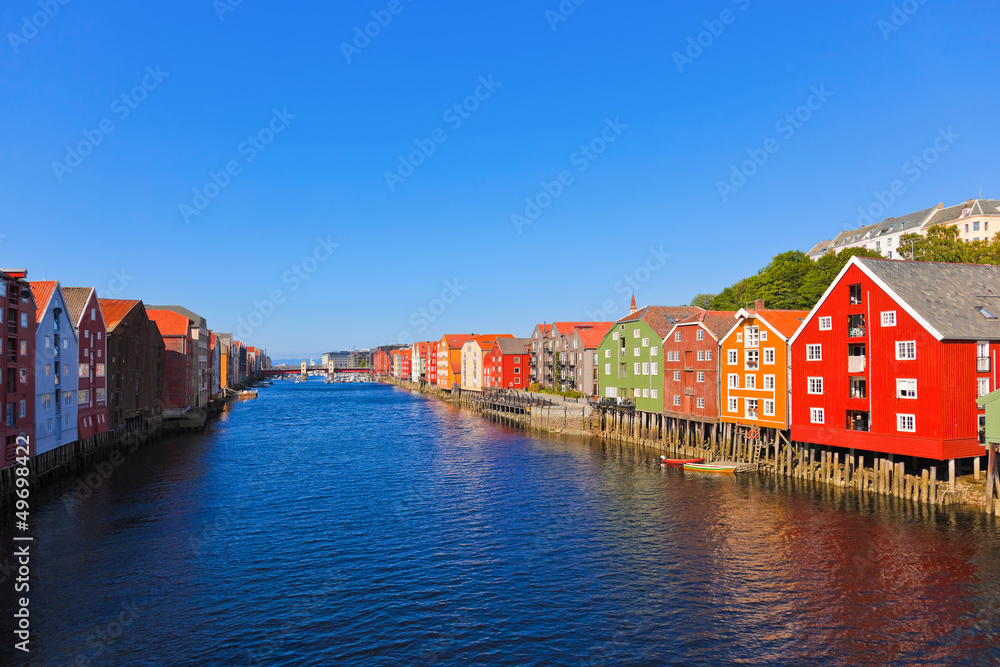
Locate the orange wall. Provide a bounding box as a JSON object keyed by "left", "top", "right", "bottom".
{"left": 720, "top": 315, "right": 791, "bottom": 430}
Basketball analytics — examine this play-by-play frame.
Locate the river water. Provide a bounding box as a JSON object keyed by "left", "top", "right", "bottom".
{"left": 2, "top": 380, "right": 999, "bottom": 665}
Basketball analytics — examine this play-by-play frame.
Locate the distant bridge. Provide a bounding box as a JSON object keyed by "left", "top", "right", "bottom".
{"left": 261, "top": 367, "right": 372, "bottom": 377}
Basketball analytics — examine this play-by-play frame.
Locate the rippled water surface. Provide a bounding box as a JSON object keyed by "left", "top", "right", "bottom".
{"left": 2, "top": 381, "right": 1000, "bottom": 665}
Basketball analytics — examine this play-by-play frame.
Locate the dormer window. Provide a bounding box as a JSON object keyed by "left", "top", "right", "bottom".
{"left": 975, "top": 306, "right": 997, "bottom": 319}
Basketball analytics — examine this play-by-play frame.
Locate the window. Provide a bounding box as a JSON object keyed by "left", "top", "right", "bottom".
{"left": 811, "top": 408, "right": 825, "bottom": 424}
{"left": 633, "top": 347, "right": 640, "bottom": 357}
{"left": 674, "top": 332, "right": 681, "bottom": 342}
{"left": 728, "top": 349, "right": 737, "bottom": 365}
{"left": 896, "top": 341, "right": 916, "bottom": 360}
{"left": 604, "top": 349, "right": 610, "bottom": 358}
{"left": 760, "top": 331, "right": 767, "bottom": 341}
{"left": 612, "top": 332, "right": 619, "bottom": 340}
{"left": 763, "top": 400, "right": 775, "bottom": 416}
{"left": 819, "top": 316, "right": 832, "bottom": 330}
{"left": 806, "top": 344, "right": 822, "bottom": 361}
{"left": 978, "top": 378, "right": 990, "bottom": 397}
{"left": 696, "top": 330, "right": 704, "bottom": 341}
{"left": 763, "top": 348, "right": 775, "bottom": 365}
{"left": 705, "top": 350, "right": 712, "bottom": 361}
{"left": 633, "top": 388, "right": 641, "bottom": 398}
{"left": 745, "top": 327, "right": 760, "bottom": 347}
{"left": 634, "top": 362, "right": 641, "bottom": 374}
{"left": 808, "top": 377, "right": 823, "bottom": 394}
{"left": 642, "top": 388, "right": 649, "bottom": 398}
{"left": 605, "top": 386, "right": 617, "bottom": 398}
{"left": 604, "top": 363, "right": 611, "bottom": 375}
{"left": 728, "top": 397, "right": 738, "bottom": 412}
{"left": 881, "top": 311, "right": 896, "bottom": 327}
{"left": 728, "top": 374, "right": 739, "bottom": 388}
{"left": 20, "top": 313, "right": 26, "bottom": 327}
{"left": 650, "top": 389, "right": 658, "bottom": 399}
{"left": 650, "top": 346, "right": 657, "bottom": 356}
{"left": 697, "top": 350, "right": 705, "bottom": 361}
{"left": 849, "top": 284, "right": 862, "bottom": 305}
{"left": 975, "top": 306, "right": 997, "bottom": 319}
{"left": 84, "top": 330, "right": 89, "bottom": 339}
{"left": 84, "top": 348, "right": 89, "bottom": 357}
{"left": 19, "top": 369, "right": 26, "bottom": 383}
{"left": 736, "top": 333, "right": 742, "bottom": 342}
{"left": 745, "top": 398, "right": 758, "bottom": 418}
{"left": 896, "top": 379, "right": 917, "bottom": 398}
{"left": 642, "top": 362, "right": 649, "bottom": 375}
{"left": 673, "top": 371, "right": 681, "bottom": 381}
{"left": 697, "top": 371, "right": 704, "bottom": 383}
{"left": 763, "top": 374, "right": 775, "bottom": 390}
{"left": 633, "top": 329, "right": 640, "bottom": 339}
{"left": 44, "top": 335, "right": 51, "bottom": 348}
{"left": 42, "top": 394, "right": 52, "bottom": 410}
{"left": 18, "top": 400, "right": 25, "bottom": 418}
{"left": 745, "top": 375, "right": 756, "bottom": 389}
{"left": 745, "top": 349, "right": 759, "bottom": 369}
{"left": 974, "top": 221, "right": 980, "bottom": 231}
{"left": 642, "top": 337, "right": 649, "bottom": 347}
{"left": 19, "top": 340, "right": 26, "bottom": 356}
{"left": 650, "top": 362, "right": 657, "bottom": 375}
{"left": 697, "top": 397, "right": 705, "bottom": 409}
{"left": 897, "top": 414, "right": 915, "bottom": 432}
{"left": 79, "top": 363, "right": 90, "bottom": 377}
{"left": 45, "top": 364, "right": 51, "bottom": 376}
{"left": 63, "top": 390, "right": 72, "bottom": 404}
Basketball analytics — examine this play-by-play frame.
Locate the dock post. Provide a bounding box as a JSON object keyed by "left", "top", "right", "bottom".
{"left": 974, "top": 456, "right": 981, "bottom": 481}
{"left": 986, "top": 443, "right": 996, "bottom": 514}
{"left": 930, "top": 466, "right": 938, "bottom": 505}
{"left": 949, "top": 459, "right": 956, "bottom": 493}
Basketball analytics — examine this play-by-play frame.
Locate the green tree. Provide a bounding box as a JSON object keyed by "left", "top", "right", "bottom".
{"left": 689, "top": 293, "right": 716, "bottom": 308}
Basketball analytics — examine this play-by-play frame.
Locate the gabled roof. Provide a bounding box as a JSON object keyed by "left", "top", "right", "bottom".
{"left": 670, "top": 310, "right": 739, "bottom": 341}
{"left": 617, "top": 306, "right": 705, "bottom": 338}
{"left": 532, "top": 324, "right": 552, "bottom": 337}
{"left": 146, "top": 309, "right": 192, "bottom": 337}
{"left": 472, "top": 333, "right": 513, "bottom": 352}
{"left": 855, "top": 257, "right": 1000, "bottom": 340}
{"left": 62, "top": 287, "right": 99, "bottom": 327}
{"left": 145, "top": 305, "right": 206, "bottom": 327}
{"left": 97, "top": 299, "right": 141, "bottom": 331}
{"left": 29, "top": 281, "right": 58, "bottom": 323}
{"left": 494, "top": 337, "right": 531, "bottom": 355}
{"left": 549, "top": 321, "right": 612, "bottom": 338}
{"left": 574, "top": 323, "right": 614, "bottom": 348}
{"left": 440, "top": 333, "right": 478, "bottom": 348}
{"left": 725, "top": 309, "right": 809, "bottom": 343}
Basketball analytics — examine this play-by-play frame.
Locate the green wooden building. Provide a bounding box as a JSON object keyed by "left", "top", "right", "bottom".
{"left": 596, "top": 304, "right": 703, "bottom": 413}
{"left": 977, "top": 388, "right": 1000, "bottom": 445}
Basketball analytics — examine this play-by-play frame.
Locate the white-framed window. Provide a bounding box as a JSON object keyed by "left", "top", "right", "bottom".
{"left": 605, "top": 386, "right": 618, "bottom": 398}
{"left": 673, "top": 395, "right": 681, "bottom": 406}
{"left": 612, "top": 332, "right": 619, "bottom": 340}
{"left": 705, "top": 350, "right": 712, "bottom": 361}
{"left": 63, "top": 390, "right": 72, "bottom": 404}
{"left": 44, "top": 335, "right": 51, "bottom": 349}
{"left": 604, "top": 363, "right": 611, "bottom": 375}
{"left": 697, "top": 397, "right": 705, "bottom": 408}
{"left": 745, "top": 398, "right": 758, "bottom": 418}
{"left": 881, "top": 311, "right": 897, "bottom": 327}
{"left": 745, "top": 349, "right": 759, "bottom": 369}
{"left": 896, "top": 341, "right": 916, "bottom": 360}
{"left": 642, "top": 388, "right": 649, "bottom": 398}
{"left": 745, "top": 374, "right": 756, "bottom": 389}
{"left": 650, "top": 389, "right": 658, "bottom": 399}
{"left": 978, "top": 378, "right": 990, "bottom": 397}
{"left": 763, "top": 374, "right": 775, "bottom": 390}
{"left": 697, "top": 350, "right": 705, "bottom": 361}
{"left": 808, "top": 377, "right": 823, "bottom": 394}
{"left": 633, "top": 347, "right": 640, "bottom": 357}
{"left": 727, "top": 349, "right": 737, "bottom": 365}
{"left": 897, "top": 414, "right": 915, "bottom": 432}
{"left": 760, "top": 330, "right": 767, "bottom": 341}
{"left": 673, "top": 371, "right": 681, "bottom": 381}
{"left": 42, "top": 394, "right": 52, "bottom": 410}
{"left": 728, "top": 373, "right": 739, "bottom": 388}
{"left": 736, "top": 333, "right": 743, "bottom": 342}
{"left": 650, "top": 362, "right": 657, "bottom": 375}
{"left": 806, "top": 344, "right": 822, "bottom": 361}
{"left": 674, "top": 332, "right": 681, "bottom": 342}
{"left": 696, "top": 330, "right": 704, "bottom": 341}
{"left": 642, "top": 337, "right": 649, "bottom": 347}
{"left": 763, "top": 348, "right": 775, "bottom": 365}
{"left": 605, "top": 349, "right": 611, "bottom": 358}
{"left": 633, "top": 329, "right": 640, "bottom": 339}
{"left": 634, "top": 362, "right": 641, "bottom": 374}
{"left": 763, "top": 399, "right": 775, "bottom": 416}
{"left": 650, "top": 346, "right": 657, "bottom": 356}
{"left": 642, "top": 362, "right": 650, "bottom": 375}
{"left": 818, "top": 316, "right": 832, "bottom": 331}
{"left": 810, "top": 407, "right": 824, "bottom": 424}
{"left": 633, "top": 388, "right": 641, "bottom": 398}
{"left": 697, "top": 371, "right": 705, "bottom": 383}
{"left": 896, "top": 379, "right": 917, "bottom": 398}
{"left": 728, "top": 397, "right": 738, "bottom": 412}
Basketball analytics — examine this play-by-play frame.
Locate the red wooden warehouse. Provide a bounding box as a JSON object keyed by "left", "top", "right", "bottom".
{"left": 662, "top": 311, "right": 736, "bottom": 425}
{"left": 790, "top": 257, "right": 999, "bottom": 461}
{"left": 484, "top": 337, "right": 530, "bottom": 389}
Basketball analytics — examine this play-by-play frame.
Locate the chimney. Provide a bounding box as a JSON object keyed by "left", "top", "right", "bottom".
{"left": 754, "top": 299, "right": 765, "bottom": 311}
{"left": 1, "top": 268, "right": 28, "bottom": 279}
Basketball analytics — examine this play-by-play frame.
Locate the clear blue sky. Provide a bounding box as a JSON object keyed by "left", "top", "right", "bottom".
{"left": 2, "top": 0, "right": 997, "bottom": 359}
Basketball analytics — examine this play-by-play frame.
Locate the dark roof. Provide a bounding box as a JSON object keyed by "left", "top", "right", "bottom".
{"left": 617, "top": 306, "right": 705, "bottom": 337}
{"left": 61, "top": 287, "right": 97, "bottom": 327}
{"left": 494, "top": 337, "right": 531, "bottom": 355}
{"left": 675, "top": 310, "right": 739, "bottom": 340}
{"left": 857, "top": 257, "right": 1000, "bottom": 340}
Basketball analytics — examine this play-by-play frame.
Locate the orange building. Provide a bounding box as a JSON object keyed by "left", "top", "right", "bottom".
{"left": 436, "top": 334, "right": 477, "bottom": 390}
{"left": 719, "top": 306, "right": 808, "bottom": 433}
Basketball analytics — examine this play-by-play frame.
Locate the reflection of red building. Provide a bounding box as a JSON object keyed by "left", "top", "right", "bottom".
{"left": 63, "top": 287, "right": 109, "bottom": 439}
{"left": 1, "top": 270, "right": 36, "bottom": 464}
{"left": 484, "top": 337, "right": 530, "bottom": 389}
{"left": 791, "top": 257, "right": 999, "bottom": 460}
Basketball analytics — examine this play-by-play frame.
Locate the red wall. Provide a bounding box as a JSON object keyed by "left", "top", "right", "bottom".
{"left": 663, "top": 323, "right": 720, "bottom": 421}
{"left": 77, "top": 291, "right": 109, "bottom": 439}
{"left": 160, "top": 337, "right": 191, "bottom": 409}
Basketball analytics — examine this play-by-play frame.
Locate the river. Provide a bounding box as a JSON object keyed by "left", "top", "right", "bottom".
{"left": 2, "top": 380, "right": 999, "bottom": 665}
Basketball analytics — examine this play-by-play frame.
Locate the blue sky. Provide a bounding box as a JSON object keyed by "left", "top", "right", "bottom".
{"left": 2, "top": 0, "right": 997, "bottom": 359}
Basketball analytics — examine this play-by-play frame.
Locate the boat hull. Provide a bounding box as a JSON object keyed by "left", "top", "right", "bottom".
{"left": 660, "top": 456, "right": 706, "bottom": 466}
{"left": 683, "top": 462, "right": 738, "bottom": 474}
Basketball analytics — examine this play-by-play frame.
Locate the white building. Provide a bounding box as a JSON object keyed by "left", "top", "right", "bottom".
{"left": 30, "top": 281, "right": 79, "bottom": 456}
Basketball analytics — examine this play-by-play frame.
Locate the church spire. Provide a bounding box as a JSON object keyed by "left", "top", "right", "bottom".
{"left": 629, "top": 293, "right": 637, "bottom": 315}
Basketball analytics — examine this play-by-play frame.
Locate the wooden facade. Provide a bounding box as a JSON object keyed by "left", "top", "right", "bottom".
{"left": 100, "top": 299, "right": 164, "bottom": 428}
